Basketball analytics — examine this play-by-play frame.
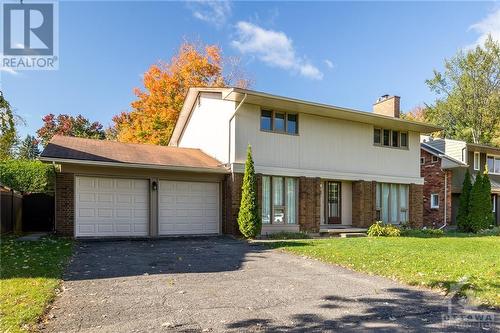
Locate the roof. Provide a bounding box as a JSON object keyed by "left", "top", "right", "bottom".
{"left": 420, "top": 142, "right": 468, "bottom": 169}
{"left": 40, "top": 135, "right": 228, "bottom": 173}
{"left": 170, "top": 87, "right": 443, "bottom": 146}
{"left": 467, "top": 142, "right": 500, "bottom": 155}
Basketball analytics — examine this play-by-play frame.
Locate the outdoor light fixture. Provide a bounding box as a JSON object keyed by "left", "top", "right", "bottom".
{"left": 152, "top": 181, "right": 158, "bottom": 191}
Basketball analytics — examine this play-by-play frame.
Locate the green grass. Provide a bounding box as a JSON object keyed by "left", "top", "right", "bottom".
{"left": 267, "top": 235, "right": 500, "bottom": 307}
{"left": 0, "top": 237, "right": 73, "bottom": 333}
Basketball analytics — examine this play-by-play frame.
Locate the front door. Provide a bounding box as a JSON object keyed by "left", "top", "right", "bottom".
{"left": 326, "top": 181, "right": 341, "bottom": 224}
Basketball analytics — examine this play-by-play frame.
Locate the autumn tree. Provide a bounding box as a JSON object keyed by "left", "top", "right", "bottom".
{"left": 425, "top": 35, "right": 500, "bottom": 146}
{"left": 111, "top": 42, "right": 250, "bottom": 145}
{"left": 37, "top": 114, "right": 105, "bottom": 147}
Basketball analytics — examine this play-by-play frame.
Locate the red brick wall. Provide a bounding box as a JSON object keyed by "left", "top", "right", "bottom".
{"left": 420, "top": 149, "right": 452, "bottom": 227}
{"left": 223, "top": 173, "right": 244, "bottom": 236}
{"left": 352, "top": 181, "right": 377, "bottom": 228}
{"left": 55, "top": 173, "right": 74, "bottom": 236}
{"left": 409, "top": 184, "right": 424, "bottom": 228}
{"left": 298, "top": 177, "right": 321, "bottom": 232}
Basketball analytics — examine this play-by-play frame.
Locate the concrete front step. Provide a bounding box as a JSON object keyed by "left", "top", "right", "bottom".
{"left": 319, "top": 227, "right": 367, "bottom": 234}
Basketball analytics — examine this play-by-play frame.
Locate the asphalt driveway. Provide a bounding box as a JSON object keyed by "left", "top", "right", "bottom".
{"left": 42, "top": 237, "right": 493, "bottom": 332}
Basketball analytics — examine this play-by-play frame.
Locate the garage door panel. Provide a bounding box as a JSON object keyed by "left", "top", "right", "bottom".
{"left": 158, "top": 180, "right": 219, "bottom": 236}
{"left": 76, "top": 176, "right": 148, "bottom": 237}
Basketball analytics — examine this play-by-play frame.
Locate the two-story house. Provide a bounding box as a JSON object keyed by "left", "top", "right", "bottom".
{"left": 41, "top": 87, "right": 440, "bottom": 238}
{"left": 421, "top": 137, "right": 500, "bottom": 227}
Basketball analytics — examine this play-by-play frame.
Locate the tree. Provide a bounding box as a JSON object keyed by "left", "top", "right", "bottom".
{"left": 111, "top": 41, "right": 250, "bottom": 145}
{"left": 482, "top": 169, "right": 495, "bottom": 228}
{"left": 0, "top": 91, "right": 19, "bottom": 160}
{"left": 401, "top": 105, "right": 428, "bottom": 122}
{"left": 425, "top": 35, "right": 500, "bottom": 146}
{"left": 37, "top": 113, "right": 106, "bottom": 147}
{"left": 237, "top": 145, "right": 261, "bottom": 238}
{"left": 0, "top": 159, "right": 55, "bottom": 193}
{"left": 18, "top": 135, "right": 40, "bottom": 160}
{"left": 468, "top": 171, "right": 493, "bottom": 233}
{"left": 456, "top": 169, "right": 472, "bottom": 232}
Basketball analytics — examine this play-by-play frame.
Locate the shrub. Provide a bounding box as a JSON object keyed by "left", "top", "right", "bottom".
{"left": 0, "top": 159, "right": 55, "bottom": 193}
{"left": 237, "top": 145, "right": 261, "bottom": 238}
{"left": 477, "top": 226, "right": 500, "bottom": 236}
{"left": 468, "top": 173, "right": 493, "bottom": 233}
{"left": 401, "top": 228, "right": 444, "bottom": 238}
{"left": 266, "top": 232, "right": 312, "bottom": 240}
{"left": 367, "top": 221, "right": 401, "bottom": 237}
{"left": 457, "top": 169, "right": 472, "bottom": 231}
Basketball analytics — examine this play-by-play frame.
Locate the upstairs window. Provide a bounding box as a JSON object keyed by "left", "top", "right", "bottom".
{"left": 260, "top": 110, "right": 272, "bottom": 131}
{"left": 260, "top": 110, "right": 299, "bottom": 135}
{"left": 474, "top": 152, "right": 480, "bottom": 171}
{"left": 374, "top": 128, "right": 409, "bottom": 149}
{"left": 487, "top": 155, "right": 500, "bottom": 174}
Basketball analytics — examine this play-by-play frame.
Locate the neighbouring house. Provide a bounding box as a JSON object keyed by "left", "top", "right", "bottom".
{"left": 420, "top": 137, "right": 500, "bottom": 227}
{"left": 40, "top": 88, "right": 440, "bottom": 238}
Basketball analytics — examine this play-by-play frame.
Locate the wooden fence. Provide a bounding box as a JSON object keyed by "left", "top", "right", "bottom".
{"left": 1, "top": 186, "right": 23, "bottom": 235}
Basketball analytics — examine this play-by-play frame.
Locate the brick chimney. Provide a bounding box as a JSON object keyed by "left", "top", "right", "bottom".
{"left": 373, "top": 95, "right": 400, "bottom": 118}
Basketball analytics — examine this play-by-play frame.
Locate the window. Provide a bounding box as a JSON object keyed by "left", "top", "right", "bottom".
{"left": 432, "top": 155, "right": 439, "bottom": 163}
{"left": 487, "top": 155, "right": 500, "bottom": 174}
{"left": 260, "top": 110, "right": 272, "bottom": 131}
{"left": 376, "top": 183, "right": 409, "bottom": 224}
{"left": 492, "top": 195, "right": 497, "bottom": 213}
{"left": 261, "top": 176, "right": 298, "bottom": 224}
{"left": 287, "top": 114, "right": 298, "bottom": 134}
{"left": 420, "top": 157, "right": 425, "bottom": 165}
{"left": 431, "top": 194, "right": 439, "bottom": 209}
{"left": 260, "top": 110, "right": 298, "bottom": 135}
{"left": 400, "top": 132, "right": 408, "bottom": 148}
{"left": 374, "top": 128, "right": 408, "bottom": 149}
{"left": 474, "top": 152, "right": 480, "bottom": 171}
{"left": 373, "top": 128, "right": 381, "bottom": 145}
{"left": 383, "top": 129, "right": 390, "bottom": 146}
{"left": 392, "top": 131, "right": 400, "bottom": 147}
{"left": 274, "top": 112, "right": 285, "bottom": 132}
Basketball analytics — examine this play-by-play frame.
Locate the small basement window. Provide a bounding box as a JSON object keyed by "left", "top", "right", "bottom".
{"left": 431, "top": 194, "right": 439, "bottom": 209}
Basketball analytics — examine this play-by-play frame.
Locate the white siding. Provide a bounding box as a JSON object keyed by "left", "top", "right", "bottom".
{"left": 234, "top": 104, "right": 421, "bottom": 182}
{"left": 178, "top": 92, "right": 236, "bottom": 164}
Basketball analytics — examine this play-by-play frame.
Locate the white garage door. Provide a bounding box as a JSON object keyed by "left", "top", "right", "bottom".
{"left": 158, "top": 180, "right": 219, "bottom": 235}
{"left": 75, "top": 176, "right": 149, "bottom": 237}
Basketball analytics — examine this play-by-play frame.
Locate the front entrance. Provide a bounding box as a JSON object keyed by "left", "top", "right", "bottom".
{"left": 325, "top": 181, "right": 341, "bottom": 224}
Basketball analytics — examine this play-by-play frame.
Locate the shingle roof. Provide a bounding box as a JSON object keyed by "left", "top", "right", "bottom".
{"left": 41, "top": 135, "right": 228, "bottom": 172}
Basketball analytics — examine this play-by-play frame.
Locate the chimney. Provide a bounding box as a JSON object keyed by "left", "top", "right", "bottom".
{"left": 373, "top": 95, "right": 400, "bottom": 118}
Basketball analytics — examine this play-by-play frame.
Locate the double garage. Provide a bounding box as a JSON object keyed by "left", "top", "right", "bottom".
{"left": 41, "top": 135, "right": 229, "bottom": 239}
{"left": 75, "top": 176, "right": 221, "bottom": 237}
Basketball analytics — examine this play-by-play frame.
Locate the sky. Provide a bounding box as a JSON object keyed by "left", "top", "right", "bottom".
{"left": 1, "top": 1, "right": 500, "bottom": 138}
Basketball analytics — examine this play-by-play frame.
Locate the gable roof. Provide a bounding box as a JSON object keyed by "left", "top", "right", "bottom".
{"left": 170, "top": 87, "right": 442, "bottom": 146}
{"left": 40, "top": 135, "right": 228, "bottom": 173}
{"left": 421, "top": 142, "right": 468, "bottom": 169}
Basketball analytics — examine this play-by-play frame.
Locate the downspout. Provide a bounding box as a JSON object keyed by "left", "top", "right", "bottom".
{"left": 227, "top": 93, "right": 248, "bottom": 167}
{"left": 440, "top": 169, "right": 448, "bottom": 230}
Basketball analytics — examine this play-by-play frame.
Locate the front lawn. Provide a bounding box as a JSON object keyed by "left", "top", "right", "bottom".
{"left": 267, "top": 235, "right": 500, "bottom": 307}
{"left": 0, "top": 237, "right": 73, "bottom": 333}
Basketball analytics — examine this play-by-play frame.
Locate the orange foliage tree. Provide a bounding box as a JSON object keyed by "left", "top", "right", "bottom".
{"left": 110, "top": 42, "right": 250, "bottom": 145}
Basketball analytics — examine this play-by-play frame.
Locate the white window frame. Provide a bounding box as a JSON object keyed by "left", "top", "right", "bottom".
{"left": 430, "top": 194, "right": 439, "bottom": 209}
{"left": 432, "top": 155, "right": 439, "bottom": 163}
{"left": 420, "top": 157, "right": 425, "bottom": 165}
{"left": 474, "top": 152, "right": 480, "bottom": 171}
{"left": 486, "top": 154, "right": 500, "bottom": 175}
{"left": 493, "top": 195, "right": 497, "bottom": 213}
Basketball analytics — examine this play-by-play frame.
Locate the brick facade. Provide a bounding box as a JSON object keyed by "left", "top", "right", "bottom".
{"left": 223, "top": 173, "right": 244, "bottom": 236}
{"left": 298, "top": 177, "right": 321, "bottom": 232}
{"left": 409, "top": 183, "right": 424, "bottom": 228}
{"left": 351, "top": 181, "right": 376, "bottom": 228}
{"left": 55, "top": 173, "right": 74, "bottom": 236}
{"left": 420, "top": 149, "right": 452, "bottom": 227}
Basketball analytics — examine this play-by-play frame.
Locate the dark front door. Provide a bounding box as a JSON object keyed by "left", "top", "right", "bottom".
{"left": 326, "top": 181, "right": 341, "bottom": 224}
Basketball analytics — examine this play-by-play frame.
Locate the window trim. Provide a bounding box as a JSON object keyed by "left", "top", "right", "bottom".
{"left": 260, "top": 110, "right": 299, "bottom": 135}
{"left": 375, "top": 183, "right": 409, "bottom": 224}
{"left": 430, "top": 193, "right": 439, "bottom": 209}
{"left": 432, "top": 155, "right": 439, "bottom": 163}
{"left": 474, "top": 152, "right": 481, "bottom": 171}
{"left": 373, "top": 127, "right": 409, "bottom": 150}
{"left": 420, "top": 157, "right": 425, "bottom": 165}
{"left": 486, "top": 154, "right": 500, "bottom": 175}
{"left": 261, "top": 175, "right": 298, "bottom": 225}
{"left": 492, "top": 195, "right": 497, "bottom": 213}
